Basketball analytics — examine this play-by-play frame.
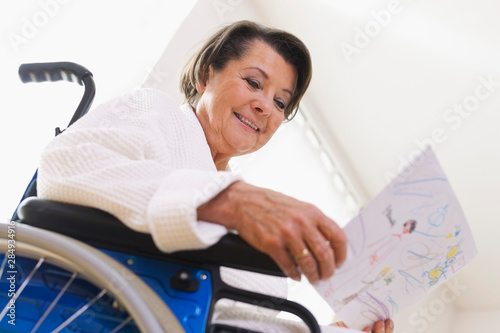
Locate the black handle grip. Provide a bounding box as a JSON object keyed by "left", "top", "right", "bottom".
{"left": 18, "top": 61, "right": 96, "bottom": 127}
{"left": 18, "top": 62, "right": 93, "bottom": 85}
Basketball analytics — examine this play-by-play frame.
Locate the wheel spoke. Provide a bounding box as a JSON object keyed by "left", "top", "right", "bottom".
{"left": 108, "top": 315, "right": 133, "bottom": 333}
{"left": 31, "top": 271, "right": 77, "bottom": 333}
{"left": 0, "top": 257, "right": 45, "bottom": 321}
{"left": 0, "top": 251, "right": 8, "bottom": 279}
{"left": 52, "top": 288, "right": 107, "bottom": 333}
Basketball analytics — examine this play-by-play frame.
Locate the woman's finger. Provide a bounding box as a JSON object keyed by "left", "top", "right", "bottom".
{"left": 305, "top": 232, "right": 335, "bottom": 280}
{"left": 385, "top": 319, "right": 394, "bottom": 333}
{"left": 289, "top": 243, "right": 320, "bottom": 283}
{"left": 319, "top": 217, "right": 347, "bottom": 267}
{"left": 330, "top": 321, "right": 348, "bottom": 328}
{"left": 269, "top": 248, "right": 302, "bottom": 281}
{"left": 367, "top": 319, "right": 393, "bottom": 333}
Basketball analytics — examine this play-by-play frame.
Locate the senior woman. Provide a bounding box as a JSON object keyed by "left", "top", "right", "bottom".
{"left": 37, "top": 21, "right": 393, "bottom": 332}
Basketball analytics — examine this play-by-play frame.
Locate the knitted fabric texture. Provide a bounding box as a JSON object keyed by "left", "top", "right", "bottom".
{"left": 37, "top": 87, "right": 288, "bottom": 308}
{"left": 38, "top": 88, "right": 241, "bottom": 251}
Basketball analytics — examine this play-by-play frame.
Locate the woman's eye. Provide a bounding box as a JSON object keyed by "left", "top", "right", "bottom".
{"left": 245, "top": 79, "right": 260, "bottom": 89}
{"left": 275, "top": 99, "right": 285, "bottom": 110}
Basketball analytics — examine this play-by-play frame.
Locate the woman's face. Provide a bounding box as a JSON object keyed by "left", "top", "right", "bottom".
{"left": 195, "top": 39, "right": 297, "bottom": 162}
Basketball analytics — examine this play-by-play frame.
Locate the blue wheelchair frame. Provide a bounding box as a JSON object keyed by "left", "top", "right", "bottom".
{"left": 0, "top": 62, "right": 321, "bottom": 333}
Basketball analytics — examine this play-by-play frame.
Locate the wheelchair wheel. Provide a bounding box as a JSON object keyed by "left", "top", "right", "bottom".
{"left": 0, "top": 222, "right": 184, "bottom": 333}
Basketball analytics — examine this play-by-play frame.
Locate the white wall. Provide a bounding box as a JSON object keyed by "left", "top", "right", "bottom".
{"left": 251, "top": 0, "right": 500, "bottom": 331}
{"left": 142, "top": 0, "right": 263, "bottom": 101}
{"left": 0, "top": 0, "right": 197, "bottom": 220}
{"left": 394, "top": 288, "right": 456, "bottom": 333}
{"left": 451, "top": 309, "right": 500, "bottom": 332}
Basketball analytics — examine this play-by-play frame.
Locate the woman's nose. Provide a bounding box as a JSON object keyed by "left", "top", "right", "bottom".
{"left": 251, "top": 96, "right": 272, "bottom": 117}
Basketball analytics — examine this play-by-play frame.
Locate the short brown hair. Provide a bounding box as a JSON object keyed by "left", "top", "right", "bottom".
{"left": 180, "top": 20, "right": 312, "bottom": 120}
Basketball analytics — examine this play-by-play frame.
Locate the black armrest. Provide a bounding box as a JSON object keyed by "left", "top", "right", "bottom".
{"left": 17, "top": 198, "right": 284, "bottom": 277}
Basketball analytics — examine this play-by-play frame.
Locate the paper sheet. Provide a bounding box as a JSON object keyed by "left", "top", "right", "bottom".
{"left": 314, "top": 148, "right": 477, "bottom": 330}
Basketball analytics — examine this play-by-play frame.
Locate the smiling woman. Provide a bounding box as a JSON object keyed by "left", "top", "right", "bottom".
{"left": 35, "top": 20, "right": 392, "bottom": 332}
{"left": 193, "top": 39, "right": 296, "bottom": 169}
{"left": 180, "top": 21, "right": 311, "bottom": 121}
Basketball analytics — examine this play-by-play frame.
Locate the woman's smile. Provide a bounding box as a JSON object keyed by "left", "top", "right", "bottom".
{"left": 234, "top": 112, "right": 260, "bottom": 132}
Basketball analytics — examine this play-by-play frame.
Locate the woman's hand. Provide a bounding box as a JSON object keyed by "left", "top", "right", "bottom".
{"left": 363, "top": 319, "right": 394, "bottom": 333}
{"left": 197, "top": 181, "right": 347, "bottom": 284}
{"left": 332, "top": 319, "right": 394, "bottom": 333}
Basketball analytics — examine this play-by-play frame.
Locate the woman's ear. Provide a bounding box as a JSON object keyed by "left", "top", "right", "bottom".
{"left": 195, "top": 81, "right": 206, "bottom": 94}
{"left": 195, "top": 65, "right": 214, "bottom": 94}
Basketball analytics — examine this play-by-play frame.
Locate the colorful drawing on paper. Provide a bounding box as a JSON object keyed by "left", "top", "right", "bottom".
{"left": 314, "top": 148, "right": 477, "bottom": 330}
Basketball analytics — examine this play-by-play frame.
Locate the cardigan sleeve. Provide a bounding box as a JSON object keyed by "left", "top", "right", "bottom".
{"left": 37, "top": 89, "right": 241, "bottom": 252}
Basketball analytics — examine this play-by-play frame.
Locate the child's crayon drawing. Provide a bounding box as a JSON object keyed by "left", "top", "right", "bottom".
{"left": 315, "top": 148, "right": 477, "bottom": 330}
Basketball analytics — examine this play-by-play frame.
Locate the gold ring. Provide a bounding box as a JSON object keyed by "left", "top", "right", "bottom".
{"left": 293, "top": 248, "right": 309, "bottom": 260}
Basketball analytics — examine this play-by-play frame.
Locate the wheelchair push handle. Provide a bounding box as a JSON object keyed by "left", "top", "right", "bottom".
{"left": 18, "top": 61, "right": 92, "bottom": 85}
{"left": 18, "top": 61, "right": 96, "bottom": 128}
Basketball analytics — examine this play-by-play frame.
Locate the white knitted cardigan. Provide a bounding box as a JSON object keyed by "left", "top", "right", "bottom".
{"left": 38, "top": 88, "right": 241, "bottom": 252}
{"left": 37, "top": 88, "right": 290, "bottom": 307}
{"left": 36, "top": 88, "right": 352, "bottom": 332}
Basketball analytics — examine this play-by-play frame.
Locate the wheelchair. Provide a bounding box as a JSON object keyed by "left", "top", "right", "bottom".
{"left": 0, "top": 62, "right": 321, "bottom": 333}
